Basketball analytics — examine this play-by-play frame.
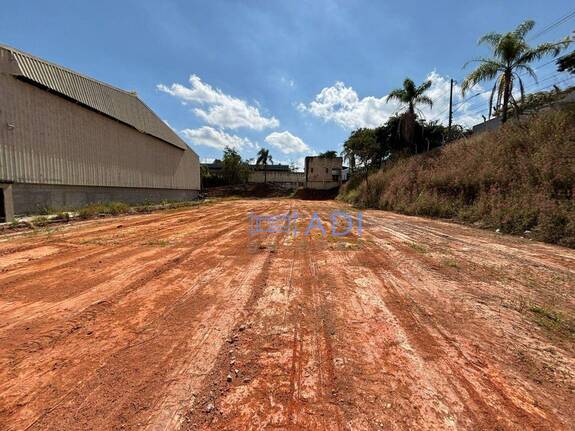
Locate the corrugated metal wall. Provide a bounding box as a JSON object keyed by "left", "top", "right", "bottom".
{"left": 3, "top": 46, "right": 187, "bottom": 150}
{"left": 0, "top": 74, "right": 200, "bottom": 190}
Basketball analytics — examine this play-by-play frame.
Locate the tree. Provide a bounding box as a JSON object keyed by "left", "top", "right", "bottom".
{"left": 557, "top": 51, "right": 575, "bottom": 74}
{"left": 556, "top": 32, "right": 574, "bottom": 74}
{"left": 342, "top": 116, "right": 468, "bottom": 176}
{"left": 386, "top": 78, "right": 433, "bottom": 153}
{"left": 386, "top": 78, "right": 434, "bottom": 116}
{"left": 256, "top": 148, "right": 273, "bottom": 184}
{"left": 317, "top": 150, "right": 338, "bottom": 158}
{"left": 343, "top": 128, "right": 378, "bottom": 186}
{"left": 222, "top": 147, "right": 249, "bottom": 185}
{"left": 462, "top": 20, "right": 568, "bottom": 123}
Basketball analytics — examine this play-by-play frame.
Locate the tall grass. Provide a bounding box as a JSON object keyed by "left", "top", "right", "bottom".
{"left": 339, "top": 109, "right": 575, "bottom": 247}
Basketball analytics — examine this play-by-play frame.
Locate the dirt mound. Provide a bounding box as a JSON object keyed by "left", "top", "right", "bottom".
{"left": 291, "top": 187, "right": 340, "bottom": 200}
{"left": 205, "top": 183, "right": 292, "bottom": 198}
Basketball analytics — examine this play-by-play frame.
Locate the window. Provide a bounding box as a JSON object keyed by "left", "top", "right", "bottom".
{"left": 311, "top": 167, "right": 314, "bottom": 173}
{"left": 325, "top": 167, "right": 328, "bottom": 174}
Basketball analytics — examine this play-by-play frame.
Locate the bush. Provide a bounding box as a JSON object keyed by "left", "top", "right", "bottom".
{"left": 340, "top": 109, "right": 575, "bottom": 247}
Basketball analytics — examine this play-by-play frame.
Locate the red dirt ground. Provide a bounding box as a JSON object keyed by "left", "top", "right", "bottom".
{"left": 0, "top": 198, "right": 574, "bottom": 430}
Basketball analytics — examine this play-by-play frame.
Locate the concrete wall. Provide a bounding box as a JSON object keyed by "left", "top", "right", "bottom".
{"left": 471, "top": 92, "right": 575, "bottom": 135}
{"left": 305, "top": 181, "right": 341, "bottom": 190}
{"left": 472, "top": 117, "right": 502, "bottom": 134}
{"left": 11, "top": 183, "right": 198, "bottom": 215}
{"left": 248, "top": 170, "right": 305, "bottom": 187}
{"left": 0, "top": 74, "right": 200, "bottom": 190}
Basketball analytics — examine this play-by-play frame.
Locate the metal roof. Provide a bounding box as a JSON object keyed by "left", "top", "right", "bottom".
{"left": 0, "top": 44, "right": 188, "bottom": 150}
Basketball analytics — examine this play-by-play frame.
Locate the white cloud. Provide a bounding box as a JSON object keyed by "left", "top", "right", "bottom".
{"left": 275, "top": 156, "right": 309, "bottom": 171}
{"left": 297, "top": 82, "right": 399, "bottom": 129}
{"left": 423, "top": 71, "right": 490, "bottom": 128}
{"left": 298, "top": 71, "right": 489, "bottom": 129}
{"left": 200, "top": 157, "right": 215, "bottom": 164}
{"left": 264, "top": 131, "right": 310, "bottom": 154}
{"left": 181, "top": 126, "right": 255, "bottom": 151}
{"left": 158, "top": 75, "right": 279, "bottom": 130}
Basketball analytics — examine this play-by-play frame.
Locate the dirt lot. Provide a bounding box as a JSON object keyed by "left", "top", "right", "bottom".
{"left": 1, "top": 198, "right": 574, "bottom": 430}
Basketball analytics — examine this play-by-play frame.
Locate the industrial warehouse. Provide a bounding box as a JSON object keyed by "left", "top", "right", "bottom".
{"left": 0, "top": 45, "right": 200, "bottom": 222}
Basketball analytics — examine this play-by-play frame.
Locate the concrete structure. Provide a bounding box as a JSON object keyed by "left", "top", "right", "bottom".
{"left": 201, "top": 162, "right": 303, "bottom": 188}
{"left": 0, "top": 45, "right": 199, "bottom": 220}
{"left": 248, "top": 170, "right": 305, "bottom": 188}
{"left": 305, "top": 156, "right": 343, "bottom": 190}
{"left": 201, "top": 161, "right": 292, "bottom": 177}
{"left": 472, "top": 88, "right": 575, "bottom": 134}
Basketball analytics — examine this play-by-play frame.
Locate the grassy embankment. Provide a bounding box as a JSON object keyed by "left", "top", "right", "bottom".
{"left": 339, "top": 109, "right": 575, "bottom": 247}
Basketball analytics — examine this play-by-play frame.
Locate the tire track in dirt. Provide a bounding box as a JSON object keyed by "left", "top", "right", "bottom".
{"left": 0, "top": 199, "right": 241, "bottom": 256}
{"left": 1, "top": 200, "right": 279, "bottom": 430}
{"left": 353, "top": 231, "right": 570, "bottom": 429}
{"left": 182, "top": 205, "right": 345, "bottom": 430}
{"left": 0, "top": 202, "right": 245, "bottom": 287}
{"left": 0, "top": 212, "right": 247, "bottom": 348}
{"left": 1, "top": 199, "right": 574, "bottom": 431}
{"left": 284, "top": 230, "right": 343, "bottom": 430}
{"left": 180, "top": 233, "right": 281, "bottom": 430}
{"left": 0, "top": 201, "right": 260, "bottom": 327}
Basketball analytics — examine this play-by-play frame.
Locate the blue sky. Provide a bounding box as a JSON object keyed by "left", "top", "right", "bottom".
{"left": 2, "top": 1, "right": 573, "bottom": 167}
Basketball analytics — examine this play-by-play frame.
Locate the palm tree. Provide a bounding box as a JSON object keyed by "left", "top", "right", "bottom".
{"left": 462, "top": 20, "right": 568, "bottom": 123}
{"left": 386, "top": 78, "right": 433, "bottom": 153}
{"left": 256, "top": 148, "right": 273, "bottom": 184}
{"left": 386, "top": 78, "right": 433, "bottom": 116}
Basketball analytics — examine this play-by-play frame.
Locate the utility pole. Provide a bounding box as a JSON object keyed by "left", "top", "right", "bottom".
{"left": 447, "top": 78, "right": 454, "bottom": 140}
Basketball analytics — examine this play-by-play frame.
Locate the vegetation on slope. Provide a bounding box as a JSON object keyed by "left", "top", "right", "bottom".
{"left": 339, "top": 109, "right": 575, "bottom": 247}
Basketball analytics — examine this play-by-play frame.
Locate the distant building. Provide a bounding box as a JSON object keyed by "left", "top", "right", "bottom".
{"left": 248, "top": 169, "right": 304, "bottom": 188}
{"left": 0, "top": 45, "right": 200, "bottom": 221}
{"left": 200, "top": 162, "right": 304, "bottom": 188}
{"left": 250, "top": 163, "right": 291, "bottom": 172}
{"left": 201, "top": 161, "right": 292, "bottom": 176}
{"left": 304, "top": 156, "right": 343, "bottom": 190}
{"left": 201, "top": 160, "right": 225, "bottom": 176}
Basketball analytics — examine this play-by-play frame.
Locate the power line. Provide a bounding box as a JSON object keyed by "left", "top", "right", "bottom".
{"left": 458, "top": 71, "right": 565, "bottom": 112}
{"left": 445, "top": 70, "right": 561, "bottom": 119}
{"left": 442, "top": 9, "right": 575, "bottom": 124}
{"left": 452, "top": 75, "right": 575, "bottom": 120}
{"left": 529, "top": 9, "right": 575, "bottom": 41}
{"left": 439, "top": 61, "right": 561, "bottom": 123}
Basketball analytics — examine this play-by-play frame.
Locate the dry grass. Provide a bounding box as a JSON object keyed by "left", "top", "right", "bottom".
{"left": 78, "top": 202, "right": 131, "bottom": 219}
{"left": 340, "top": 109, "right": 575, "bottom": 247}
